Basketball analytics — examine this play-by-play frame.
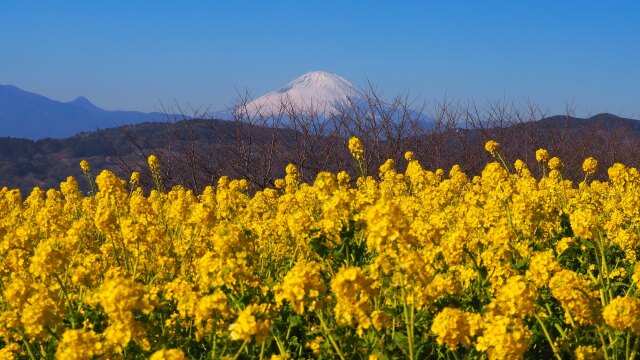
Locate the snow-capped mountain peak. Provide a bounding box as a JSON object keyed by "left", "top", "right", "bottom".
{"left": 242, "top": 71, "right": 363, "bottom": 116}
{"left": 278, "top": 71, "right": 355, "bottom": 92}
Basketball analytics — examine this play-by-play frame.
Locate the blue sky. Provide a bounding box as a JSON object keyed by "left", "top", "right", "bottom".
{"left": 1, "top": 1, "right": 639, "bottom": 117}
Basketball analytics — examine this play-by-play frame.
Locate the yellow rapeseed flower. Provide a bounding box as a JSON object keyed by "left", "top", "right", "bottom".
{"left": 475, "top": 315, "right": 531, "bottom": 360}
{"left": 632, "top": 262, "right": 640, "bottom": 283}
{"left": 55, "top": 329, "right": 104, "bottom": 360}
{"left": 305, "top": 336, "right": 324, "bottom": 355}
{"left": 548, "top": 157, "right": 563, "bottom": 170}
{"left": 484, "top": 140, "right": 500, "bottom": 156}
{"left": 331, "top": 267, "right": 375, "bottom": 335}
{"left": 79, "top": 159, "right": 91, "bottom": 172}
{"left": 348, "top": 136, "right": 364, "bottom": 160}
{"left": 0, "top": 343, "right": 22, "bottom": 359}
{"left": 582, "top": 157, "right": 598, "bottom": 175}
{"left": 275, "top": 260, "right": 326, "bottom": 314}
{"left": 229, "top": 304, "right": 271, "bottom": 343}
{"left": 431, "top": 307, "right": 481, "bottom": 348}
{"left": 574, "top": 345, "right": 603, "bottom": 360}
{"left": 549, "top": 270, "right": 601, "bottom": 326}
{"left": 130, "top": 171, "right": 141, "bottom": 185}
{"left": 488, "top": 275, "right": 538, "bottom": 318}
{"left": 535, "top": 149, "right": 549, "bottom": 162}
{"left": 404, "top": 151, "right": 415, "bottom": 161}
{"left": 148, "top": 154, "right": 160, "bottom": 172}
{"left": 149, "top": 349, "right": 186, "bottom": 360}
{"left": 602, "top": 297, "right": 640, "bottom": 333}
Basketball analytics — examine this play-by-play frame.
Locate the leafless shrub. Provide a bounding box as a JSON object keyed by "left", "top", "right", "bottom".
{"left": 107, "top": 86, "right": 640, "bottom": 193}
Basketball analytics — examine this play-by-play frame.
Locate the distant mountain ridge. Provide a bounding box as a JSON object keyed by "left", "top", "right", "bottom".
{"left": 0, "top": 84, "right": 168, "bottom": 139}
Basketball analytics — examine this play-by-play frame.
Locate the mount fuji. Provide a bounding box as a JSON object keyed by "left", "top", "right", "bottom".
{"left": 240, "top": 71, "right": 364, "bottom": 117}
{"left": 215, "top": 71, "right": 434, "bottom": 130}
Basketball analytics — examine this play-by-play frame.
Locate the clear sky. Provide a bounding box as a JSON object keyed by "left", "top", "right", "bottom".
{"left": 1, "top": 1, "right": 639, "bottom": 117}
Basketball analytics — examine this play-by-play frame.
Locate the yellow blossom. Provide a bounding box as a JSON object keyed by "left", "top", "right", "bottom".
{"left": 55, "top": 329, "right": 104, "bottom": 360}
{"left": 488, "top": 275, "right": 538, "bottom": 318}
{"left": 331, "top": 267, "right": 375, "bottom": 335}
{"left": 404, "top": 151, "right": 415, "bottom": 161}
{"left": 549, "top": 270, "right": 601, "bottom": 326}
{"left": 149, "top": 349, "right": 186, "bottom": 360}
{"left": 602, "top": 297, "right": 640, "bottom": 332}
{"left": 348, "top": 137, "right": 364, "bottom": 160}
{"left": 79, "top": 159, "right": 91, "bottom": 172}
{"left": 148, "top": 154, "right": 160, "bottom": 172}
{"left": 535, "top": 148, "right": 549, "bottom": 162}
{"left": 475, "top": 315, "right": 531, "bottom": 360}
{"left": 275, "top": 260, "right": 326, "bottom": 314}
{"left": 431, "top": 308, "right": 481, "bottom": 348}
{"left": 632, "top": 262, "right": 640, "bottom": 283}
{"left": 574, "top": 345, "right": 603, "bottom": 360}
{"left": 582, "top": 157, "right": 598, "bottom": 175}
{"left": 484, "top": 140, "right": 500, "bottom": 156}
{"left": 130, "top": 171, "right": 141, "bottom": 185}
{"left": 548, "top": 157, "right": 563, "bottom": 170}
{"left": 305, "top": 336, "right": 324, "bottom": 355}
{"left": 229, "top": 304, "right": 271, "bottom": 343}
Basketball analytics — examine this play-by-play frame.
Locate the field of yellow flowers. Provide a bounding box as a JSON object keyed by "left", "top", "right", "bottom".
{"left": 1, "top": 138, "right": 640, "bottom": 359}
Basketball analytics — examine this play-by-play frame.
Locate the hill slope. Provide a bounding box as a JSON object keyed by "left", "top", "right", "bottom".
{"left": 1, "top": 113, "right": 640, "bottom": 194}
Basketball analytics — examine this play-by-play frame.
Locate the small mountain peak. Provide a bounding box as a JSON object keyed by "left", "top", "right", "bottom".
{"left": 588, "top": 113, "right": 621, "bottom": 121}
{"left": 69, "top": 96, "right": 92, "bottom": 105}
{"left": 68, "top": 96, "right": 101, "bottom": 111}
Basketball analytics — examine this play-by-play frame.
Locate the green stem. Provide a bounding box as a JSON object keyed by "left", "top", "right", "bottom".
{"left": 597, "top": 327, "right": 610, "bottom": 360}
{"left": 357, "top": 158, "right": 367, "bottom": 178}
{"left": 627, "top": 330, "right": 632, "bottom": 360}
{"left": 497, "top": 153, "right": 511, "bottom": 173}
{"left": 598, "top": 235, "right": 612, "bottom": 305}
{"left": 273, "top": 333, "right": 287, "bottom": 355}
{"left": 84, "top": 172, "right": 96, "bottom": 195}
{"left": 259, "top": 341, "right": 265, "bottom": 360}
{"left": 53, "top": 273, "right": 77, "bottom": 328}
{"left": 318, "top": 313, "right": 346, "bottom": 360}
{"left": 629, "top": 335, "right": 639, "bottom": 360}
{"left": 232, "top": 340, "right": 249, "bottom": 360}
{"left": 534, "top": 315, "right": 562, "bottom": 360}
{"left": 210, "top": 334, "right": 217, "bottom": 359}
{"left": 285, "top": 321, "right": 293, "bottom": 340}
{"left": 23, "top": 340, "right": 37, "bottom": 360}
{"left": 400, "top": 275, "right": 415, "bottom": 360}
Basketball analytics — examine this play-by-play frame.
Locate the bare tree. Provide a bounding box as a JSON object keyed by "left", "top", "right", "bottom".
{"left": 105, "top": 85, "right": 640, "bottom": 194}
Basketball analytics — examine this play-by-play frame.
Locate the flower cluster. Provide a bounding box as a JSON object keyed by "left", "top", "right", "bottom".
{"left": 0, "top": 139, "right": 638, "bottom": 359}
